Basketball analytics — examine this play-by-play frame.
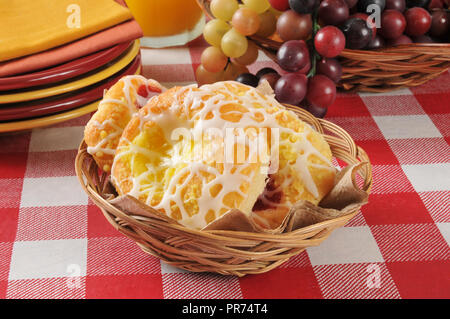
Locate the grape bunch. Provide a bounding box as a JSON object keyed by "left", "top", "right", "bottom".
{"left": 196, "top": 0, "right": 277, "bottom": 85}
{"left": 196, "top": 0, "right": 449, "bottom": 118}
{"left": 240, "top": 0, "right": 346, "bottom": 118}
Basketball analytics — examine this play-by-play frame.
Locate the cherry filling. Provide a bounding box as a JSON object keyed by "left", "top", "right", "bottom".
{"left": 137, "top": 84, "right": 149, "bottom": 98}
{"left": 136, "top": 83, "right": 164, "bottom": 109}
{"left": 137, "top": 83, "right": 163, "bottom": 98}
{"left": 252, "top": 175, "right": 282, "bottom": 211}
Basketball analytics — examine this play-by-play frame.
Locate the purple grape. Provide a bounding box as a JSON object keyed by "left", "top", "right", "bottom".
{"left": 387, "top": 34, "right": 412, "bottom": 46}
{"left": 430, "top": 10, "right": 449, "bottom": 38}
{"left": 259, "top": 72, "right": 281, "bottom": 88}
{"left": 340, "top": 18, "right": 373, "bottom": 49}
{"left": 235, "top": 73, "right": 259, "bottom": 87}
{"left": 406, "top": 0, "right": 430, "bottom": 8}
{"left": 413, "top": 35, "right": 434, "bottom": 43}
{"left": 289, "top": 0, "right": 319, "bottom": 14}
{"left": 316, "top": 58, "right": 343, "bottom": 83}
{"left": 256, "top": 67, "right": 278, "bottom": 78}
{"left": 306, "top": 103, "right": 328, "bottom": 118}
{"left": 302, "top": 100, "right": 328, "bottom": 118}
{"left": 344, "top": 0, "right": 358, "bottom": 8}
{"left": 357, "top": 0, "right": 386, "bottom": 13}
{"left": 276, "top": 40, "right": 310, "bottom": 72}
{"left": 385, "top": 0, "right": 406, "bottom": 11}
{"left": 274, "top": 73, "right": 308, "bottom": 105}
{"left": 318, "top": 0, "right": 349, "bottom": 26}
{"left": 366, "top": 34, "right": 386, "bottom": 49}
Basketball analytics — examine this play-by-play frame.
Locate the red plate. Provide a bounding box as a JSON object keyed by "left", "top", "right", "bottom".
{"left": 0, "top": 54, "right": 141, "bottom": 121}
{"left": 0, "top": 42, "right": 132, "bottom": 91}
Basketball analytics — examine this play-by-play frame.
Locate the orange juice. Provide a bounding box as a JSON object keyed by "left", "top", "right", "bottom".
{"left": 125, "top": 0, "right": 204, "bottom": 37}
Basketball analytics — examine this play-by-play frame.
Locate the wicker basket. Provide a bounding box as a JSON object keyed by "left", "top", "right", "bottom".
{"left": 75, "top": 106, "right": 373, "bottom": 276}
{"left": 197, "top": 0, "right": 450, "bottom": 93}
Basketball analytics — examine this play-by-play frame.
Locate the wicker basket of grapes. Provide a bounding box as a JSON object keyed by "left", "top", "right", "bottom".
{"left": 196, "top": 0, "right": 450, "bottom": 117}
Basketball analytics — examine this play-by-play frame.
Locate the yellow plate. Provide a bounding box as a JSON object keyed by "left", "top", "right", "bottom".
{"left": 0, "top": 40, "right": 140, "bottom": 104}
{"left": 0, "top": 67, "right": 141, "bottom": 133}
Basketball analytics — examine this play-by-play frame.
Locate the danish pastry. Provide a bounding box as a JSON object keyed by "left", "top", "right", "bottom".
{"left": 110, "top": 81, "right": 336, "bottom": 229}
{"left": 84, "top": 75, "right": 165, "bottom": 172}
{"left": 251, "top": 109, "right": 337, "bottom": 229}
{"left": 111, "top": 83, "right": 269, "bottom": 229}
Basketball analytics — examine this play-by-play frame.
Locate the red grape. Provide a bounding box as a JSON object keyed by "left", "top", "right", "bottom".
{"left": 236, "top": 73, "right": 259, "bottom": 87}
{"left": 430, "top": 10, "right": 449, "bottom": 38}
{"left": 276, "top": 10, "right": 313, "bottom": 41}
{"left": 340, "top": 18, "right": 373, "bottom": 49}
{"left": 318, "top": 0, "right": 349, "bottom": 26}
{"left": 379, "top": 9, "right": 406, "bottom": 39}
{"left": 306, "top": 75, "right": 337, "bottom": 109}
{"left": 289, "top": 0, "right": 319, "bottom": 14}
{"left": 314, "top": 26, "right": 346, "bottom": 57}
{"left": 276, "top": 40, "right": 310, "bottom": 72}
{"left": 274, "top": 73, "right": 308, "bottom": 105}
{"left": 387, "top": 34, "right": 412, "bottom": 46}
{"left": 385, "top": 0, "right": 406, "bottom": 11}
{"left": 259, "top": 72, "right": 281, "bottom": 88}
{"left": 268, "top": 0, "right": 290, "bottom": 11}
{"left": 404, "top": 7, "right": 432, "bottom": 36}
{"left": 316, "top": 58, "right": 343, "bottom": 83}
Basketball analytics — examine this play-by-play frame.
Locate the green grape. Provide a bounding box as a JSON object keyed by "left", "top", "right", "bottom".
{"left": 203, "top": 19, "right": 231, "bottom": 47}
{"left": 201, "top": 46, "right": 228, "bottom": 73}
{"left": 233, "top": 41, "right": 259, "bottom": 66}
{"left": 242, "top": 0, "right": 270, "bottom": 14}
{"left": 210, "top": 0, "right": 239, "bottom": 21}
{"left": 256, "top": 10, "right": 277, "bottom": 37}
{"left": 221, "top": 28, "right": 249, "bottom": 58}
{"left": 196, "top": 64, "right": 224, "bottom": 85}
{"left": 231, "top": 7, "right": 260, "bottom": 36}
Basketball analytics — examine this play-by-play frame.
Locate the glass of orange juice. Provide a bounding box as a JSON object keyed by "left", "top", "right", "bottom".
{"left": 125, "top": 0, "right": 205, "bottom": 48}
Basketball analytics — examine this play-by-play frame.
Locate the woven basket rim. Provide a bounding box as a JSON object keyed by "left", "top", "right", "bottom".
{"left": 75, "top": 102, "right": 373, "bottom": 275}
{"left": 79, "top": 172, "right": 360, "bottom": 240}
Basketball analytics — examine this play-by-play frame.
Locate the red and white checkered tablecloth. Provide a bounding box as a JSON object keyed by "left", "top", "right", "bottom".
{"left": 1, "top": 38, "right": 449, "bottom": 299}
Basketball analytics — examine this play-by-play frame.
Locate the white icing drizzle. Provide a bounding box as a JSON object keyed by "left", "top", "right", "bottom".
{"left": 112, "top": 81, "right": 334, "bottom": 229}
{"left": 86, "top": 119, "right": 123, "bottom": 155}
{"left": 86, "top": 75, "right": 166, "bottom": 158}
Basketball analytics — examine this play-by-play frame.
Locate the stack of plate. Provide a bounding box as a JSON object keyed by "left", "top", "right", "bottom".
{"left": 0, "top": 40, "right": 141, "bottom": 133}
